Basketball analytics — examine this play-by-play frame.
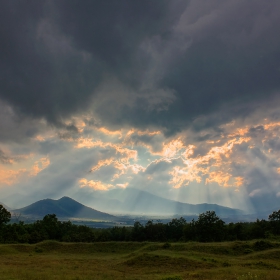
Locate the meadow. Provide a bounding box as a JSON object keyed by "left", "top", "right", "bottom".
{"left": 0, "top": 240, "right": 280, "bottom": 280}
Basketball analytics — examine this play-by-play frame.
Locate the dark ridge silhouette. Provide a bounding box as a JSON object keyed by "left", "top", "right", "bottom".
{"left": 13, "top": 196, "right": 116, "bottom": 220}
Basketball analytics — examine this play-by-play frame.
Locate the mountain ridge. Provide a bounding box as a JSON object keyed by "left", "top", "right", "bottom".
{"left": 13, "top": 196, "right": 116, "bottom": 220}
{"left": 78, "top": 188, "right": 244, "bottom": 217}
{"left": 8, "top": 188, "right": 244, "bottom": 219}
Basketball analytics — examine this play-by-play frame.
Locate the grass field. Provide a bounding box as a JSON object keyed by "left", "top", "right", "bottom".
{"left": 0, "top": 240, "right": 280, "bottom": 279}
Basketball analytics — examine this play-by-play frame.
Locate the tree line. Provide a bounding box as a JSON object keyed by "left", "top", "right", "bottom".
{"left": 1, "top": 205, "right": 280, "bottom": 243}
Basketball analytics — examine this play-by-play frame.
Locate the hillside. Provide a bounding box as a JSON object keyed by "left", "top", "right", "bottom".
{"left": 13, "top": 196, "right": 116, "bottom": 220}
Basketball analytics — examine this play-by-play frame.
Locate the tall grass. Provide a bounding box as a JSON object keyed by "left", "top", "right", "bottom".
{"left": 0, "top": 240, "right": 280, "bottom": 279}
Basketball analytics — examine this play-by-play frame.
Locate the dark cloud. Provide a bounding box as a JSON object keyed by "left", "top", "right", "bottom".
{"left": 1, "top": 0, "right": 280, "bottom": 135}
{"left": 0, "top": 0, "right": 99, "bottom": 125}
{"left": 92, "top": 0, "right": 280, "bottom": 133}
{"left": 0, "top": 100, "right": 46, "bottom": 143}
{"left": 0, "top": 0, "right": 183, "bottom": 126}
{"left": 160, "top": 0, "right": 280, "bottom": 129}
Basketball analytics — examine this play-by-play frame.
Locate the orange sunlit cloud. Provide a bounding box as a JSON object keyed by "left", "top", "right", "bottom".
{"left": 235, "top": 176, "right": 245, "bottom": 187}
{"left": 0, "top": 157, "right": 50, "bottom": 186}
{"left": 162, "top": 139, "right": 185, "bottom": 158}
{"left": 169, "top": 166, "right": 202, "bottom": 189}
{"left": 0, "top": 152, "right": 49, "bottom": 186}
{"left": 137, "top": 130, "right": 161, "bottom": 136}
{"left": 79, "top": 178, "right": 113, "bottom": 191}
{"left": 116, "top": 182, "right": 129, "bottom": 188}
{"left": 75, "top": 138, "right": 137, "bottom": 160}
{"left": 205, "top": 171, "right": 233, "bottom": 187}
{"left": 141, "top": 138, "right": 186, "bottom": 158}
{"left": 15, "top": 117, "right": 280, "bottom": 196}
{"left": 91, "top": 157, "right": 144, "bottom": 182}
{"left": 228, "top": 127, "right": 249, "bottom": 138}
{"left": 98, "top": 127, "right": 122, "bottom": 138}
{"left": 30, "top": 157, "right": 50, "bottom": 176}
{"left": 35, "top": 135, "right": 45, "bottom": 142}
{"left": 0, "top": 168, "right": 27, "bottom": 186}
{"left": 263, "top": 121, "right": 280, "bottom": 130}
{"left": 74, "top": 119, "right": 280, "bottom": 191}
{"left": 169, "top": 136, "right": 251, "bottom": 189}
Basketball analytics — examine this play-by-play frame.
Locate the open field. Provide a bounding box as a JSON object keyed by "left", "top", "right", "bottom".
{"left": 0, "top": 240, "right": 280, "bottom": 280}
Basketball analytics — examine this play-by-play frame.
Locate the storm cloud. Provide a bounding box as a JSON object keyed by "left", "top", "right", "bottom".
{"left": 1, "top": 1, "right": 280, "bottom": 213}
{"left": 1, "top": 0, "right": 280, "bottom": 133}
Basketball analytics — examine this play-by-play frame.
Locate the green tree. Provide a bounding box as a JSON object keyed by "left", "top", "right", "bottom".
{"left": 268, "top": 209, "right": 280, "bottom": 234}
{"left": 41, "top": 214, "right": 62, "bottom": 240}
{"left": 132, "top": 221, "right": 146, "bottom": 241}
{"left": 0, "top": 205, "right": 11, "bottom": 226}
{"left": 268, "top": 210, "right": 280, "bottom": 221}
{"left": 194, "top": 211, "right": 225, "bottom": 242}
{"left": 166, "top": 217, "right": 186, "bottom": 241}
{"left": 145, "top": 220, "right": 166, "bottom": 242}
{"left": 183, "top": 220, "right": 196, "bottom": 241}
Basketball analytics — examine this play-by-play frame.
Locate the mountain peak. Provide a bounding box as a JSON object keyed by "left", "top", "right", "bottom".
{"left": 57, "top": 196, "right": 76, "bottom": 202}
{"left": 14, "top": 197, "right": 116, "bottom": 220}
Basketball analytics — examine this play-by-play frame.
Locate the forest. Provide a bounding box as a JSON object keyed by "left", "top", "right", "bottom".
{"left": 1, "top": 204, "right": 280, "bottom": 244}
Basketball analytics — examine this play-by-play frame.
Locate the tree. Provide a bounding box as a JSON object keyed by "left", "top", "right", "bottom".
{"left": 268, "top": 210, "right": 280, "bottom": 222}
{"left": 132, "top": 221, "right": 146, "bottom": 241}
{"left": 166, "top": 217, "right": 186, "bottom": 241}
{"left": 268, "top": 209, "right": 280, "bottom": 234}
{"left": 194, "top": 211, "right": 225, "bottom": 242}
{"left": 41, "top": 214, "right": 61, "bottom": 239}
{"left": 0, "top": 205, "right": 11, "bottom": 226}
{"left": 145, "top": 220, "right": 166, "bottom": 242}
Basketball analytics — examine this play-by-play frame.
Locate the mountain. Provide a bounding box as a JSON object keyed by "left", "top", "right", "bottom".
{"left": 0, "top": 201, "right": 11, "bottom": 211}
{"left": 82, "top": 188, "right": 243, "bottom": 217}
{"left": 13, "top": 196, "right": 116, "bottom": 220}
{"left": 11, "top": 190, "right": 244, "bottom": 220}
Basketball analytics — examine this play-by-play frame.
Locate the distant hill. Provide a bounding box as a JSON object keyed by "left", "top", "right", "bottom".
{"left": 0, "top": 201, "right": 11, "bottom": 211}
{"left": 13, "top": 197, "right": 116, "bottom": 220}
{"left": 11, "top": 189, "right": 244, "bottom": 220}
{"left": 82, "top": 188, "right": 243, "bottom": 217}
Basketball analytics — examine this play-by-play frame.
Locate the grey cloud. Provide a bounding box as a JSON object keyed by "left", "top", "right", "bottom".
{"left": 248, "top": 126, "right": 265, "bottom": 137}
{"left": 0, "top": 1, "right": 101, "bottom": 126}
{"left": 1, "top": 0, "right": 280, "bottom": 137}
{"left": 0, "top": 149, "right": 31, "bottom": 164}
{"left": 0, "top": 0, "right": 183, "bottom": 127}
{"left": 266, "top": 139, "right": 280, "bottom": 151}
{"left": 0, "top": 100, "right": 47, "bottom": 143}
{"left": 249, "top": 147, "right": 268, "bottom": 162}
{"left": 0, "top": 150, "right": 13, "bottom": 164}
{"left": 90, "top": 165, "right": 118, "bottom": 183}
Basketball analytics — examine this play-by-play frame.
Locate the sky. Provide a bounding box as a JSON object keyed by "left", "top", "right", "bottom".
{"left": 1, "top": 0, "right": 280, "bottom": 213}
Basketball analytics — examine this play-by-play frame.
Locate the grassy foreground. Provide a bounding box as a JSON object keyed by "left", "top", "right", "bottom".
{"left": 0, "top": 240, "right": 280, "bottom": 280}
